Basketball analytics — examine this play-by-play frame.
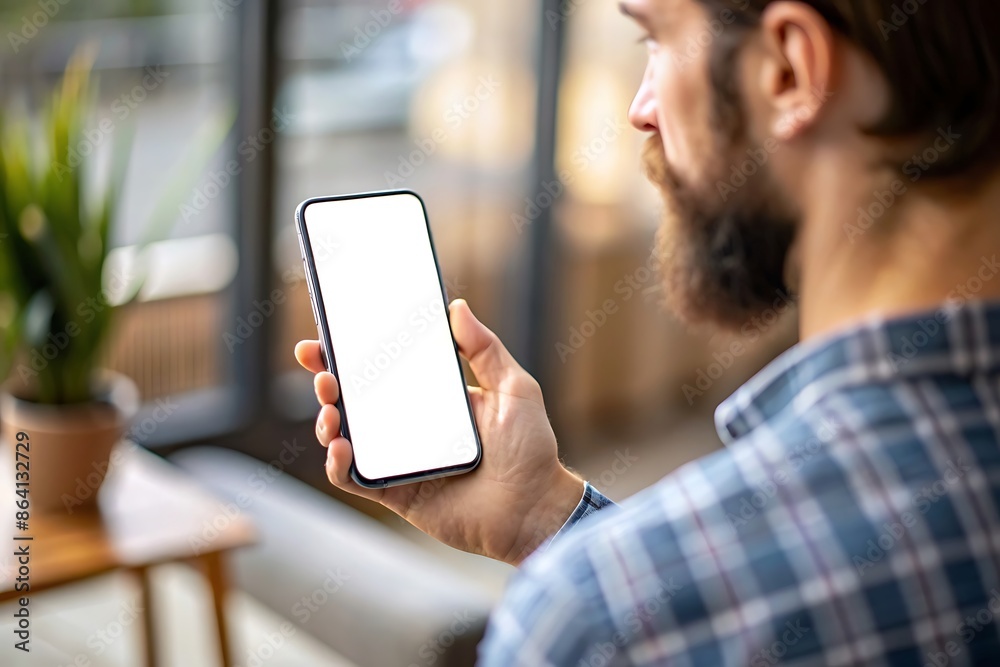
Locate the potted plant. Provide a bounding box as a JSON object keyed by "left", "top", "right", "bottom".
{"left": 0, "top": 43, "right": 232, "bottom": 514}
{"left": 0, "top": 51, "right": 143, "bottom": 514}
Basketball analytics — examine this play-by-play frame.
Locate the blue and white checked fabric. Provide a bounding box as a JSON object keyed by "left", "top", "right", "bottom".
{"left": 479, "top": 300, "right": 1000, "bottom": 666}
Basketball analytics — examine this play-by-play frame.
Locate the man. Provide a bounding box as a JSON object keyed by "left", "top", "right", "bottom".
{"left": 296, "top": 0, "right": 1000, "bottom": 663}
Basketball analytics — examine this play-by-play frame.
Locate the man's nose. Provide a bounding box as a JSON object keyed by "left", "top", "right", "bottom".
{"left": 628, "top": 71, "right": 658, "bottom": 132}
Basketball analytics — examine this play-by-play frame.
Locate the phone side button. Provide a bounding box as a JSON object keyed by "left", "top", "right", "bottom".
{"left": 297, "top": 231, "right": 306, "bottom": 260}
{"left": 310, "top": 297, "right": 320, "bottom": 325}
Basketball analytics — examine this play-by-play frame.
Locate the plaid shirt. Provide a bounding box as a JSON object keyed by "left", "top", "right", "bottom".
{"left": 479, "top": 300, "right": 1000, "bottom": 666}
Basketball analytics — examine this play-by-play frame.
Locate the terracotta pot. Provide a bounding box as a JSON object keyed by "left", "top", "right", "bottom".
{"left": 0, "top": 371, "right": 140, "bottom": 515}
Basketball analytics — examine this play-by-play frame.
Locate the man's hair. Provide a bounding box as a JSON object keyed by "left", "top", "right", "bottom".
{"left": 696, "top": 0, "right": 1000, "bottom": 180}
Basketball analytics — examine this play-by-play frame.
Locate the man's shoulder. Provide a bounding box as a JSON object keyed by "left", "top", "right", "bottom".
{"left": 499, "top": 374, "right": 1000, "bottom": 664}
{"left": 525, "top": 445, "right": 761, "bottom": 607}
{"left": 521, "top": 398, "right": 880, "bottom": 629}
{"left": 522, "top": 375, "right": 995, "bottom": 625}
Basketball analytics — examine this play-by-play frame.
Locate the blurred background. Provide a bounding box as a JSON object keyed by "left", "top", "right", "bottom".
{"left": 0, "top": 0, "right": 795, "bottom": 665}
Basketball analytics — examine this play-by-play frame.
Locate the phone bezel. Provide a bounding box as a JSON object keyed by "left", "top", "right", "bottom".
{"left": 295, "top": 189, "right": 483, "bottom": 488}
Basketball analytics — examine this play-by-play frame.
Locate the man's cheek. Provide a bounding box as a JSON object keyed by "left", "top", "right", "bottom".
{"left": 657, "top": 80, "right": 702, "bottom": 170}
{"left": 658, "top": 104, "right": 687, "bottom": 168}
{"left": 661, "top": 128, "right": 679, "bottom": 167}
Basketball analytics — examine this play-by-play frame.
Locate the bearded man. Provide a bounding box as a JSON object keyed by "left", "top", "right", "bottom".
{"left": 296, "top": 0, "right": 1000, "bottom": 663}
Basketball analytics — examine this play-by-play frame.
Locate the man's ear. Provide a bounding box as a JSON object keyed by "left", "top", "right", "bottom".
{"left": 756, "top": 1, "right": 835, "bottom": 140}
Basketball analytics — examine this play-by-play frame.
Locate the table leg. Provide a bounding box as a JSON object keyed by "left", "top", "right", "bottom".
{"left": 201, "top": 551, "right": 233, "bottom": 667}
{"left": 136, "top": 566, "right": 159, "bottom": 667}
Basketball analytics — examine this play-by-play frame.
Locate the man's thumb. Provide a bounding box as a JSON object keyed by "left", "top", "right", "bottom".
{"left": 449, "top": 299, "right": 522, "bottom": 391}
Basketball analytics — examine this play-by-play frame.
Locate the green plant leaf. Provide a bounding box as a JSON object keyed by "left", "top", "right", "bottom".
{"left": 0, "top": 48, "right": 232, "bottom": 404}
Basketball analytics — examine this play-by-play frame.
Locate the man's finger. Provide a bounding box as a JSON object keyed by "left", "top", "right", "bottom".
{"left": 325, "top": 437, "right": 385, "bottom": 503}
{"left": 449, "top": 299, "right": 523, "bottom": 391}
{"left": 315, "top": 404, "right": 341, "bottom": 447}
{"left": 295, "top": 340, "right": 326, "bottom": 373}
{"left": 314, "top": 372, "right": 340, "bottom": 406}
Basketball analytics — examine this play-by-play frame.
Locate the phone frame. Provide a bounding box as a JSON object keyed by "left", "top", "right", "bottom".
{"left": 295, "top": 189, "right": 483, "bottom": 488}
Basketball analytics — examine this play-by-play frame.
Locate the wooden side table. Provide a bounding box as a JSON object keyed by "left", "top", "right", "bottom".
{"left": 0, "top": 444, "right": 256, "bottom": 666}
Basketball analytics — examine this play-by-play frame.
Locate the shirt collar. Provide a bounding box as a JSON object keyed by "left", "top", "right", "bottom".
{"left": 714, "top": 299, "right": 1000, "bottom": 444}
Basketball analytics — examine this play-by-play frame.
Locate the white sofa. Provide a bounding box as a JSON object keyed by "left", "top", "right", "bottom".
{"left": 172, "top": 447, "right": 498, "bottom": 667}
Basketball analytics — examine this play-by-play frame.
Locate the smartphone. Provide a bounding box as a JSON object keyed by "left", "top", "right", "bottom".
{"left": 295, "top": 190, "right": 482, "bottom": 488}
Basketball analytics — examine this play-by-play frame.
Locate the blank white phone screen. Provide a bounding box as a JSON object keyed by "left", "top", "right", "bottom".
{"left": 303, "top": 193, "right": 478, "bottom": 482}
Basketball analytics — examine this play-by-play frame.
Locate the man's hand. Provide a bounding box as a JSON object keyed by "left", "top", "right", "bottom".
{"left": 294, "top": 299, "right": 583, "bottom": 566}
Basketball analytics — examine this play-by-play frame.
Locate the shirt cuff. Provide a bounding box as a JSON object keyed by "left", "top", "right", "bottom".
{"left": 548, "top": 482, "right": 615, "bottom": 545}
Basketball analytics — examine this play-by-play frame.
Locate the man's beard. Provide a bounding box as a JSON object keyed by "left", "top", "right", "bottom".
{"left": 643, "top": 66, "right": 798, "bottom": 332}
